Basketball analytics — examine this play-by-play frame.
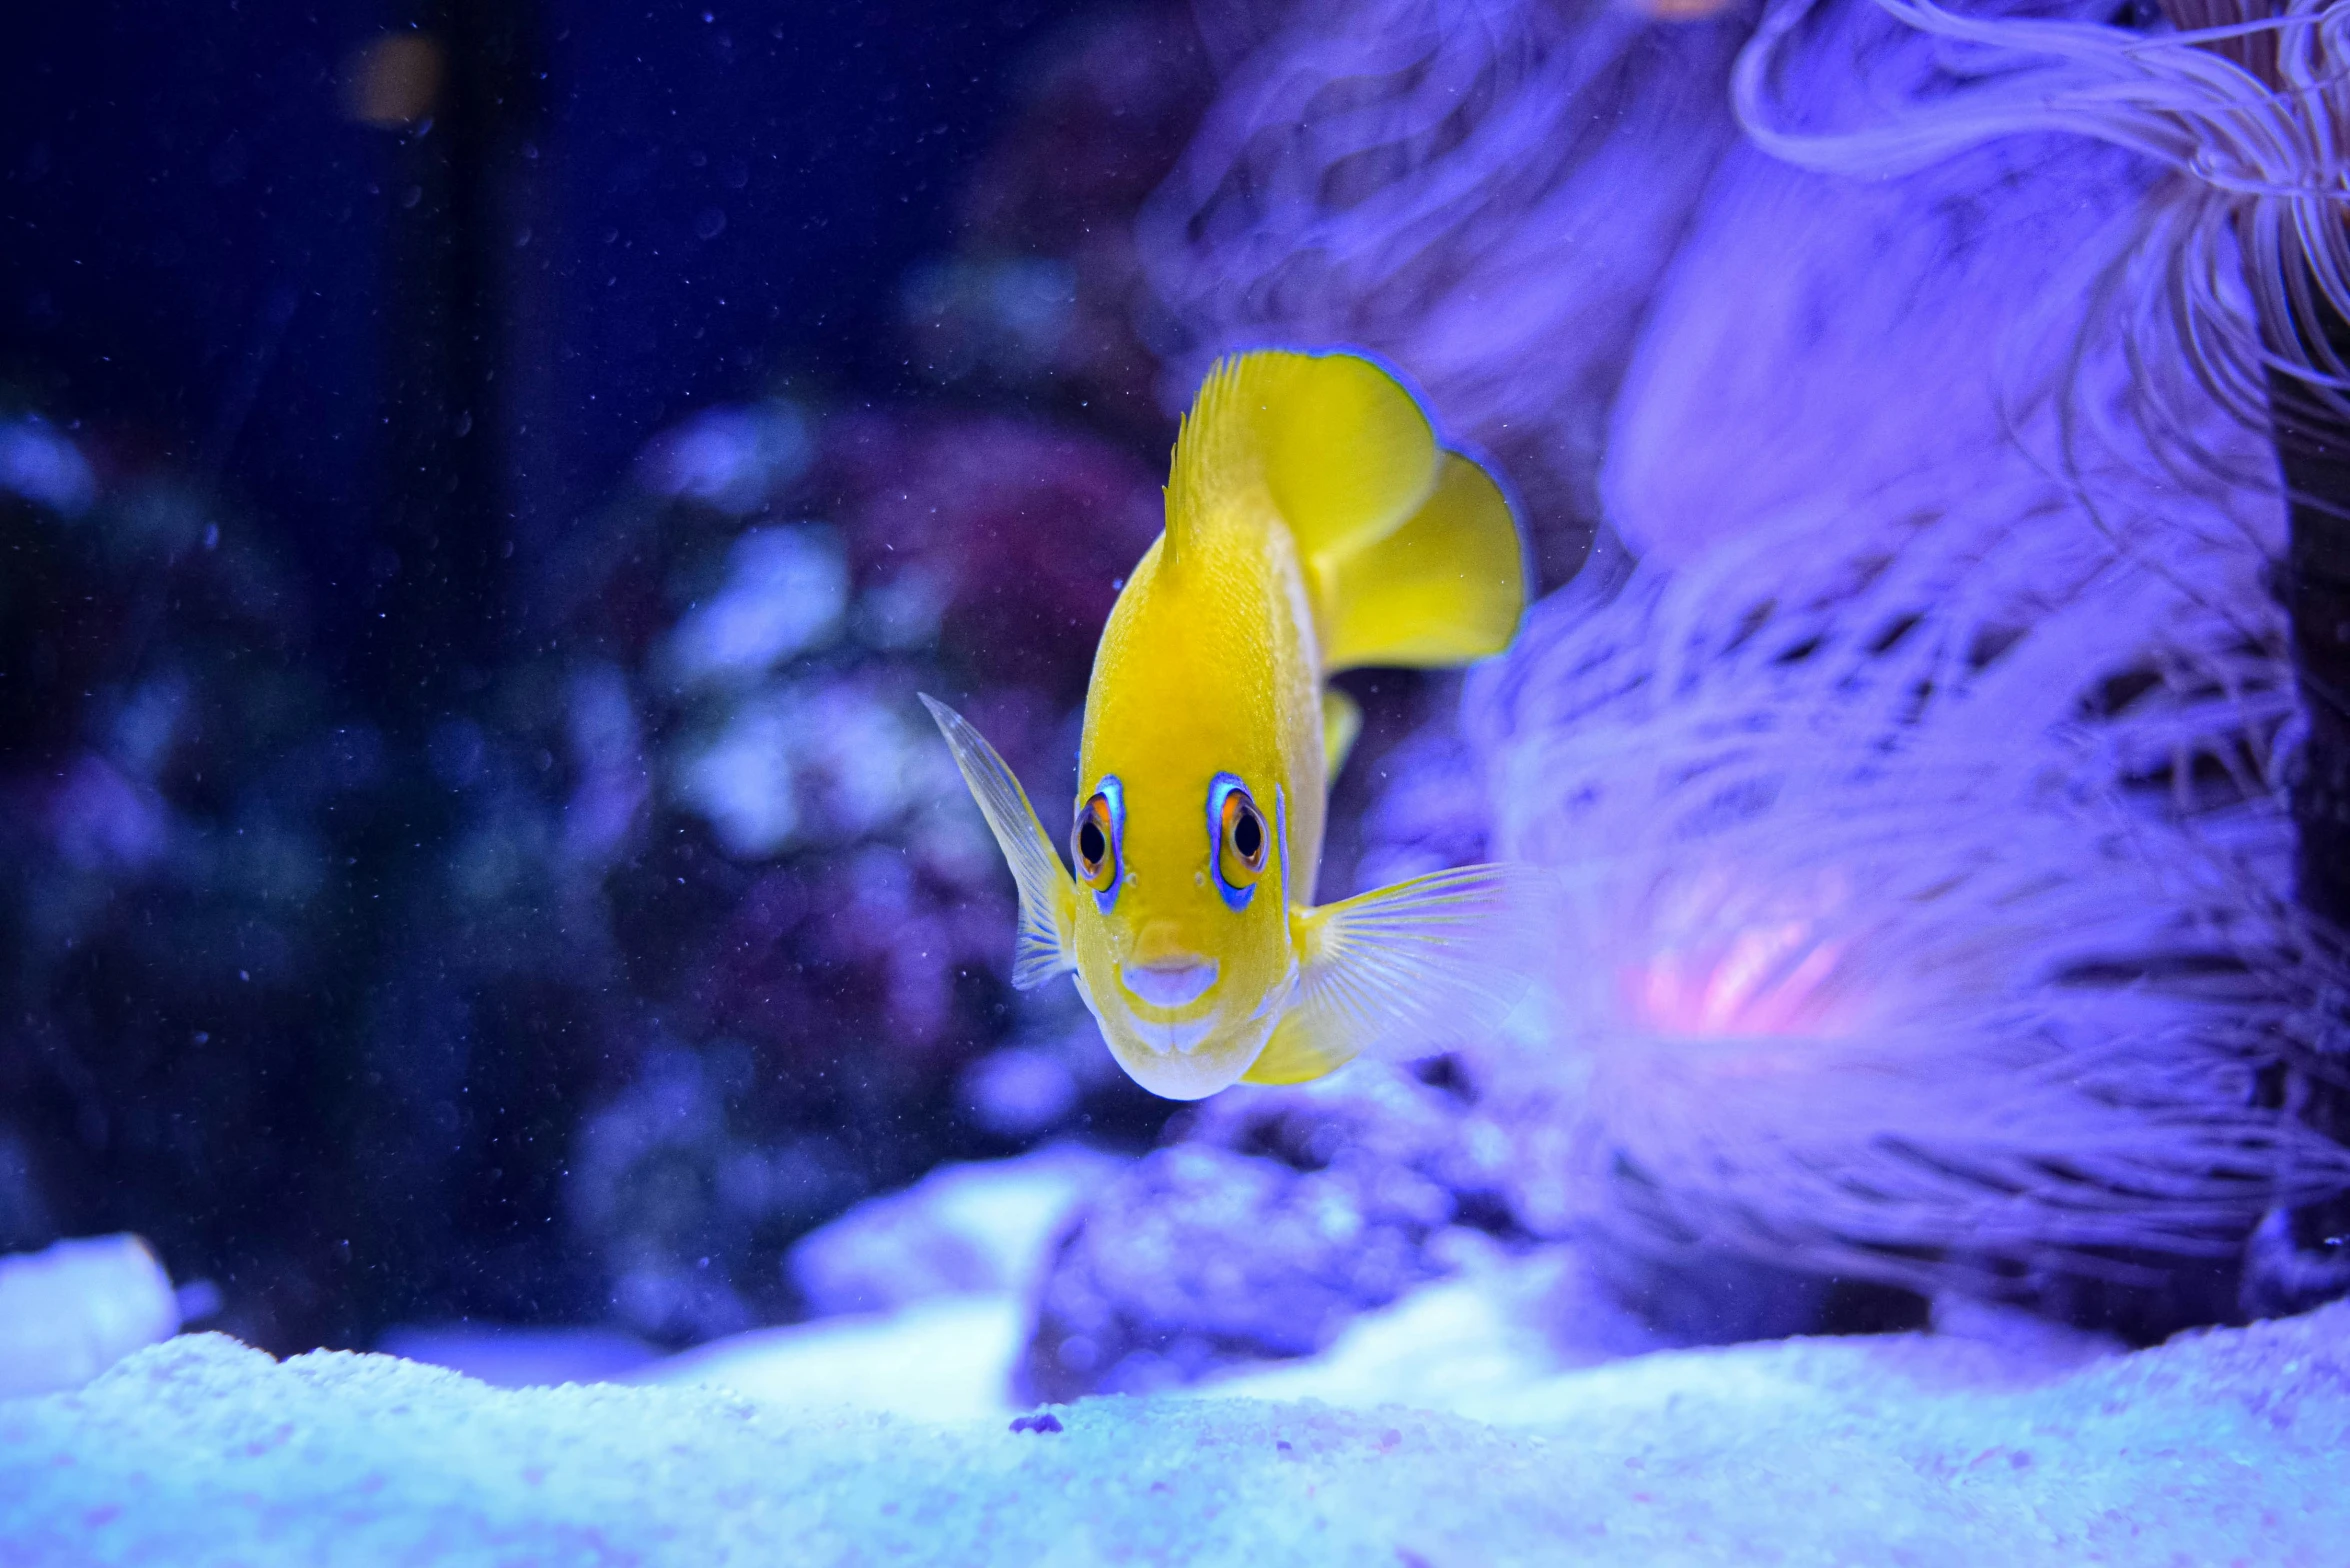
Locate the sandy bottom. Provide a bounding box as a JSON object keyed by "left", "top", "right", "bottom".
{"left": 1, "top": 1287, "right": 2341, "bottom": 1566}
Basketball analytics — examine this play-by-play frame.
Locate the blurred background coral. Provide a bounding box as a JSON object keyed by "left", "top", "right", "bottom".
{"left": 0, "top": 0, "right": 1240, "bottom": 1358}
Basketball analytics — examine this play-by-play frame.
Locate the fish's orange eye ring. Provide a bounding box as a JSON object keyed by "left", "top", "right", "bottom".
{"left": 1207, "top": 773, "right": 1267, "bottom": 911}
{"left": 1073, "top": 778, "right": 1123, "bottom": 913}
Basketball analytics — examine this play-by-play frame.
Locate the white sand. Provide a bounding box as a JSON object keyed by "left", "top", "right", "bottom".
{"left": 3, "top": 1292, "right": 2341, "bottom": 1566}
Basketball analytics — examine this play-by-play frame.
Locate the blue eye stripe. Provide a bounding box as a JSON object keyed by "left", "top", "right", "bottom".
{"left": 1092, "top": 775, "right": 1124, "bottom": 914}
{"left": 1206, "top": 772, "right": 1254, "bottom": 911}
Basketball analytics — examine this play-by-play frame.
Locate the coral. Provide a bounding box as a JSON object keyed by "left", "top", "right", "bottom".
{"left": 812, "top": 411, "right": 1164, "bottom": 707}
{"left": 1021, "top": 1064, "right": 1522, "bottom": 1399}
{"left": 0, "top": 410, "right": 398, "bottom": 1352}
{"left": 545, "top": 400, "right": 1186, "bottom": 1339}
{"left": 0, "top": 371, "right": 1182, "bottom": 1354}
{"left": 566, "top": 1044, "right": 867, "bottom": 1342}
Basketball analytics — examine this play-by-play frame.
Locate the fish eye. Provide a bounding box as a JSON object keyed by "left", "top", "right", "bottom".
{"left": 1207, "top": 774, "right": 1267, "bottom": 910}
{"left": 1073, "top": 780, "right": 1122, "bottom": 911}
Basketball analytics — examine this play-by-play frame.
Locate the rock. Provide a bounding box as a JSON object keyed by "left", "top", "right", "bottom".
{"left": 0, "top": 1234, "right": 181, "bottom": 1397}
{"left": 1020, "top": 1065, "right": 1520, "bottom": 1400}
{"left": 787, "top": 1144, "right": 1125, "bottom": 1317}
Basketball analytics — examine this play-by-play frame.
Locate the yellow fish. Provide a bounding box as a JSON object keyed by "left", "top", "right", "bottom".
{"left": 923, "top": 348, "right": 1532, "bottom": 1100}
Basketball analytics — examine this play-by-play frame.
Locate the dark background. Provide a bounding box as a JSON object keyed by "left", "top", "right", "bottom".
{"left": 0, "top": 0, "right": 1252, "bottom": 1355}
{"left": 3, "top": 1, "right": 1108, "bottom": 630}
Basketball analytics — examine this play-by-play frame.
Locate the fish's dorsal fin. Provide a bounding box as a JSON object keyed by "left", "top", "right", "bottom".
{"left": 1319, "top": 451, "right": 1524, "bottom": 672}
{"left": 1241, "top": 863, "right": 1547, "bottom": 1085}
{"left": 919, "top": 695, "right": 1077, "bottom": 989}
{"left": 1167, "top": 350, "right": 1440, "bottom": 568}
{"left": 1165, "top": 349, "right": 1525, "bottom": 684}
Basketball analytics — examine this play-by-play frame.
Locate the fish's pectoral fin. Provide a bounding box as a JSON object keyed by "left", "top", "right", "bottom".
{"left": 1320, "top": 687, "right": 1363, "bottom": 781}
{"left": 918, "top": 694, "right": 1077, "bottom": 989}
{"left": 1267, "top": 863, "right": 1549, "bottom": 1071}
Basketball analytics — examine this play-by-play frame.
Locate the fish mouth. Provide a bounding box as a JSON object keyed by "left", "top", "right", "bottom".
{"left": 1121, "top": 958, "right": 1219, "bottom": 1011}
{"left": 1129, "top": 1012, "right": 1217, "bottom": 1056}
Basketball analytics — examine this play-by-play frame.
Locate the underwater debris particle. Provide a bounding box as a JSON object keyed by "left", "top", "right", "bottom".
{"left": 1008, "top": 1412, "right": 1063, "bottom": 1435}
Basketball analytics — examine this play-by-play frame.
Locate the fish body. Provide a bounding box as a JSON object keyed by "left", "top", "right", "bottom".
{"left": 924, "top": 349, "right": 1532, "bottom": 1100}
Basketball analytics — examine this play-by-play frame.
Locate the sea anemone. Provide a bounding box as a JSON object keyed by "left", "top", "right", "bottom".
{"left": 1138, "top": 0, "right": 1751, "bottom": 573}
{"left": 1148, "top": 0, "right": 2350, "bottom": 1328}
{"left": 1734, "top": 0, "right": 2350, "bottom": 500}
{"left": 1466, "top": 477, "right": 2350, "bottom": 1322}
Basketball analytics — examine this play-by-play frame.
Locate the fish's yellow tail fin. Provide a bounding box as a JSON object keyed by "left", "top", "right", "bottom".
{"left": 1167, "top": 348, "right": 1525, "bottom": 676}
{"left": 1319, "top": 451, "right": 1524, "bottom": 672}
